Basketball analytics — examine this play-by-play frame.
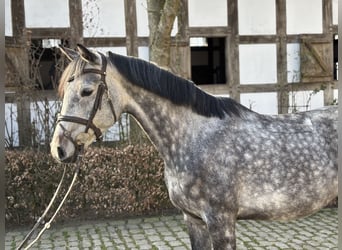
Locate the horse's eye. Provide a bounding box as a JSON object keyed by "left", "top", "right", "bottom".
{"left": 81, "top": 89, "right": 93, "bottom": 97}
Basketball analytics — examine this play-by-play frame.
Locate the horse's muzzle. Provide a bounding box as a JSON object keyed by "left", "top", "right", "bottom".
{"left": 55, "top": 146, "right": 79, "bottom": 163}
{"left": 52, "top": 142, "right": 84, "bottom": 163}
{"left": 51, "top": 124, "right": 85, "bottom": 163}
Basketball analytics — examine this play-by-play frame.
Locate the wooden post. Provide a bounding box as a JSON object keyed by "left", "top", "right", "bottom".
{"left": 227, "top": 0, "right": 240, "bottom": 101}
{"left": 322, "top": 0, "right": 334, "bottom": 106}
{"left": 16, "top": 93, "right": 32, "bottom": 147}
{"left": 170, "top": 0, "right": 190, "bottom": 79}
{"left": 68, "top": 0, "right": 84, "bottom": 47}
{"left": 276, "top": 0, "right": 289, "bottom": 114}
{"left": 124, "top": 0, "right": 138, "bottom": 57}
{"left": 10, "top": 0, "right": 32, "bottom": 147}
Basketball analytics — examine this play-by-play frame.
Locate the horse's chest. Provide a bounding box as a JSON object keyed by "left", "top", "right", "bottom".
{"left": 164, "top": 169, "right": 203, "bottom": 213}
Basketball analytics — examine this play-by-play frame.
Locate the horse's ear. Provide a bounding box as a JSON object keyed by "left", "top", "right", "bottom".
{"left": 76, "top": 44, "right": 99, "bottom": 64}
{"left": 59, "top": 45, "right": 78, "bottom": 61}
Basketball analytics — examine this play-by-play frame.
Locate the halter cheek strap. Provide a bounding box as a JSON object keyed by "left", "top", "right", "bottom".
{"left": 16, "top": 52, "right": 116, "bottom": 250}
{"left": 57, "top": 53, "right": 117, "bottom": 146}
{"left": 57, "top": 81, "right": 106, "bottom": 141}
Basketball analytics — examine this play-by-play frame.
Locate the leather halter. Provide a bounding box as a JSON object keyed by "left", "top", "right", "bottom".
{"left": 16, "top": 54, "right": 117, "bottom": 249}
{"left": 57, "top": 53, "right": 117, "bottom": 147}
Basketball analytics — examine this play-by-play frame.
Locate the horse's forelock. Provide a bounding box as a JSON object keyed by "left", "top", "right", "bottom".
{"left": 58, "top": 57, "right": 86, "bottom": 98}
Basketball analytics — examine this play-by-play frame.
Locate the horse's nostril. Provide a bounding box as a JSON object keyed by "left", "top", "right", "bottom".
{"left": 57, "top": 147, "right": 66, "bottom": 159}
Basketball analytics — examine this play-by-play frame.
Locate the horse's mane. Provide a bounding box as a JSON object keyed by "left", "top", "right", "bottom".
{"left": 108, "top": 52, "right": 248, "bottom": 119}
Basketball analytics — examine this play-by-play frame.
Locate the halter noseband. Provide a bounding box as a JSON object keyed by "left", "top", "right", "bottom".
{"left": 57, "top": 53, "right": 117, "bottom": 151}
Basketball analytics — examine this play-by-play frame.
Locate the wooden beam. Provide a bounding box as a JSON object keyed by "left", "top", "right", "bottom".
{"left": 189, "top": 27, "right": 230, "bottom": 37}
{"left": 11, "top": 0, "right": 25, "bottom": 39}
{"left": 322, "top": 0, "right": 335, "bottom": 106}
{"left": 276, "top": 0, "right": 288, "bottom": 114}
{"left": 84, "top": 37, "right": 127, "bottom": 47}
{"left": 69, "top": 0, "right": 84, "bottom": 47}
{"left": 287, "top": 34, "right": 331, "bottom": 43}
{"left": 322, "top": 0, "right": 333, "bottom": 34}
{"left": 227, "top": 0, "right": 239, "bottom": 101}
{"left": 124, "top": 0, "right": 138, "bottom": 56}
{"left": 239, "top": 35, "right": 277, "bottom": 44}
{"left": 26, "top": 28, "right": 69, "bottom": 39}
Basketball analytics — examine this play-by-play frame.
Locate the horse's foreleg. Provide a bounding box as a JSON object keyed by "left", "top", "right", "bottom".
{"left": 206, "top": 213, "right": 237, "bottom": 250}
{"left": 184, "top": 213, "right": 212, "bottom": 250}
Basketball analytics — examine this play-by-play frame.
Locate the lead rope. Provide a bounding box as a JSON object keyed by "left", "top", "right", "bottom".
{"left": 16, "top": 147, "right": 84, "bottom": 250}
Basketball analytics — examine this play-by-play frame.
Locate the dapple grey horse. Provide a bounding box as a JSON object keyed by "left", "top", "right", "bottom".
{"left": 50, "top": 44, "right": 338, "bottom": 249}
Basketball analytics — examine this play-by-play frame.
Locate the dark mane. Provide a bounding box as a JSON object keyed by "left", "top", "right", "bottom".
{"left": 109, "top": 52, "right": 248, "bottom": 119}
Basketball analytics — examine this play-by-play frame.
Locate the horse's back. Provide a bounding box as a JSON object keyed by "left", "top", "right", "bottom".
{"left": 232, "top": 106, "right": 338, "bottom": 221}
{"left": 208, "top": 106, "right": 338, "bottom": 221}
{"left": 165, "top": 106, "right": 338, "bottom": 222}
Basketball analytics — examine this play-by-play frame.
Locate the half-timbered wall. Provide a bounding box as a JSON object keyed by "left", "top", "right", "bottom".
{"left": 5, "top": 0, "right": 339, "bottom": 145}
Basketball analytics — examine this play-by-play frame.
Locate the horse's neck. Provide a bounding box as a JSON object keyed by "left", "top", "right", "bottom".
{"left": 124, "top": 86, "right": 203, "bottom": 161}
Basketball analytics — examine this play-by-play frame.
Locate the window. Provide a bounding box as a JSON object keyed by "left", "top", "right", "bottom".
{"left": 30, "top": 39, "right": 68, "bottom": 90}
{"left": 190, "top": 37, "right": 226, "bottom": 85}
{"left": 333, "top": 34, "right": 338, "bottom": 80}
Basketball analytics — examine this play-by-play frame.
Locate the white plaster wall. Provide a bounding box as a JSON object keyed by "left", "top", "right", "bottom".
{"left": 287, "top": 43, "right": 301, "bottom": 83}
{"left": 238, "top": 0, "right": 276, "bottom": 35}
{"left": 82, "top": 0, "right": 126, "bottom": 37}
{"left": 5, "top": 0, "right": 12, "bottom": 36}
{"left": 24, "top": 0, "right": 70, "bottom": 28}
{"left": 240, "top": 92, "right": 278, "bottom": 114}
{"left": 136, "top": 0, "right": 149, "bottom": 36}
{"left": 286, "top": 0, "right": 323, "bottom": 34}
{"left": 188, "top": 0, "right": 227, "bottom": 27}
{"left": 239, "top": 44, "right": 277, "bottom": 84}
{"left": 288, "top": 90, "right": 324, "bottom": 112}
{"left": 332, "top": 0, "right": 338, "bottom": 25}
{"left": 333, "top": 89, "right": 338, "bottom": 102}
{"left": 138, "top": 47, "right": 149, "bottom": 61}
{"left": 190, "top": 37, "right": 208, "bottom": 47}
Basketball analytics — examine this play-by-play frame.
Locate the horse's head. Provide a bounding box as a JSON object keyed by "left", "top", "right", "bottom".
{"left": 50, "top": 44, "right": 121, "bottom": 163}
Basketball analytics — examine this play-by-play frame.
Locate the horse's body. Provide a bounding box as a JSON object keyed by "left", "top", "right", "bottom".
{"left": 51, "top": 45, "right": 338, "bottom": 250}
